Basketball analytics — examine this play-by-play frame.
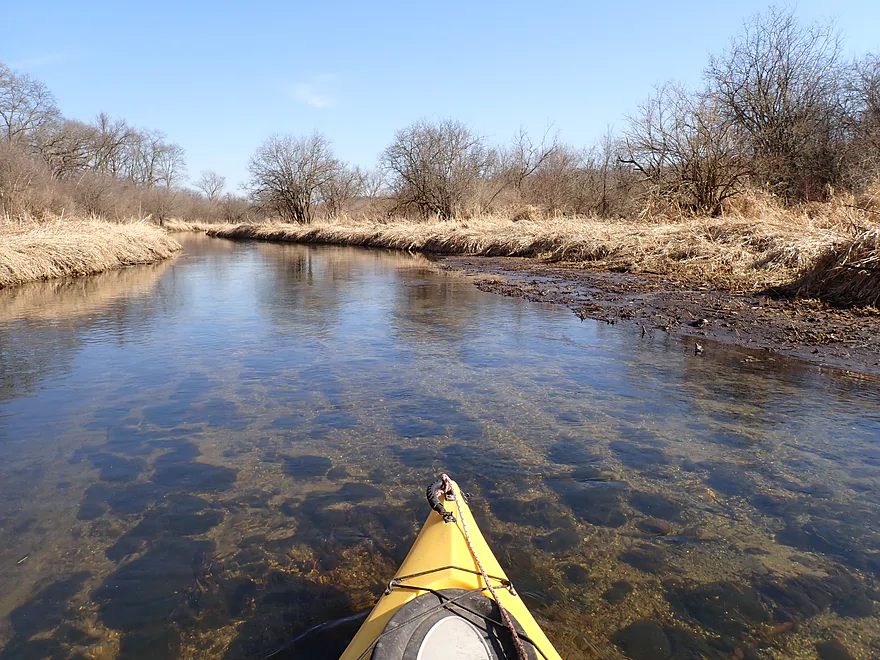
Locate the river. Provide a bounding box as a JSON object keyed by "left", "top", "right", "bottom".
{"left": 1, "top": 234, "right": 878, "bottom": 659}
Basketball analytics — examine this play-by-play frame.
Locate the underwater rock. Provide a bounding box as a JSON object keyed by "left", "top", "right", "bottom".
{"left": 491, "top": 496, "right": 565, "bottom": 528}
{"left": 815, "top": 639, "right": 855, "bottom": 660}
{"left": 669, "top": 581, "right": 768, "bottom": 640}
{"left": 548, "top": 478, "right": 630, "bottom": 528}
{"left": 629, "top": 492, "right": 684, "bottom": 522}
{"left": 531, "top": 529, "right": 582, "bottom": 553}
{"left": 612, "top": 619, "right": 671, "bottom": 660}
{"left": 636, "top": 517, "right": 674, "bottom": 536}
{"left": 619, "top": 545, "right": 670, "bottom": 575}
{"left": 281, "top": 455, "right": 332, "bottom": 478}
{"left": 602, "top": 580, "right": 634, "bottom": 605}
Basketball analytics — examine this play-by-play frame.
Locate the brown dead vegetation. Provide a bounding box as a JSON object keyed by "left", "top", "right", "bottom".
{"left": 792, "top": 226, "right": 880, "bottom": 306}
{"left": 0, "top": 219, "right": 180, "bottom": 288}
{"left": 201, "top": 199, "right": 879, "bottom": 307}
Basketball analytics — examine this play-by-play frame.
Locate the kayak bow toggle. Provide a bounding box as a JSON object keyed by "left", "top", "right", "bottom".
{"left": 425, "top": 473, "right": 458, "bottom": 523}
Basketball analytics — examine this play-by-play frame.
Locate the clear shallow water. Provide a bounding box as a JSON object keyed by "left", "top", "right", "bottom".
{"left": 0, "top": 234, "right": 879, "bottom": 660}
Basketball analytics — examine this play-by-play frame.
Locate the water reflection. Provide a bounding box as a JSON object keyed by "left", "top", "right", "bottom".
{"left": 0, "top": 235, "right": 879, "bottom": 659}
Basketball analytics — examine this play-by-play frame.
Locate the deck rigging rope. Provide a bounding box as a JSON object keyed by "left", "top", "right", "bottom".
{"left": 435, "top": 473, "right": 530, "bottom": 660}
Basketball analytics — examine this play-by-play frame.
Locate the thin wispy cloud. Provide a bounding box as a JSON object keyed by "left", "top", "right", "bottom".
{"left": 294, "top": 83, "right": 334, "bottom": 108}
{"left": 290, "top": 74, "right": 340, "bottom": 109}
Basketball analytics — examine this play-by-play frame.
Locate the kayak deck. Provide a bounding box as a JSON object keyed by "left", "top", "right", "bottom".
{"left": 340, "top": 477, "right": 562, "bottom": 660}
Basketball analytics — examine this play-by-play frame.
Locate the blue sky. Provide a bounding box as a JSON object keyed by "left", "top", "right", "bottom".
{"left": 3, "top": 1, "right": 879, "bottom": 192}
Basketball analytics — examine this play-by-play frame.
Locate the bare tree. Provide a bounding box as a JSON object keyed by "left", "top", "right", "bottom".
{"left": 847, "top": 53, "right": 880, "bottom": 190}
{"left": 90, "top": 113, "right": 133, "bottom": 177}
{"left": 195, "top": 170, "right": 226, "bottom": 200}
{"left": 705, "top": 6, "right": 847, "bottom": 201}
{"left": 360, "top": 168, "right": 386, "bottom": 201}
{"left": 247, "top": 132, "right": 338, "bottom": 222}
{"left": 125, "top": 129, "right": 166, "bottom": 186}
{"left": 34, "top": 119, "right": 97, "bottom": 179}
{"left": 622, "top": 82, "right": 749, "bottom": 215}
{"left": 319, "top": 163, "right": 363, "bottom": 218}
{"left": 382, "top": 119, "right": 492, "bottom": 220}
{"left": 0, "top": 63, "right": 60, "bottom": 145}
{"left": 595, "top": 127, "right": 625, "bottom": 217}
{"left": 156, "top": 142, "right": 186, "bottom": 189}
{"left": 499, "top": 126, "right": 559, "bottom": 192}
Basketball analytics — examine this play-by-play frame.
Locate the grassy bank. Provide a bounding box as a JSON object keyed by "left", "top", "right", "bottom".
{"left": 0, "top": 220, "right": 181, "bottom": 288}
{"left": 202, "top": 209, "right": 880, "bottom": 306}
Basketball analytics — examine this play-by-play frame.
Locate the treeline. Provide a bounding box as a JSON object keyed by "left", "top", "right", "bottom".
{"left": 249, "top": 7, "right": 880, "bottom": 223}
{"left": 622, "top": 7, "right": 880, "bottom": 215}
{"left": 3, "top": 6, "right": 879, "bottom": 225}
{"left": 246, "top": 116, "right": 633, "bottom": 222}
{"left": 0, "top": 62, "right": 249, "bottom": 222}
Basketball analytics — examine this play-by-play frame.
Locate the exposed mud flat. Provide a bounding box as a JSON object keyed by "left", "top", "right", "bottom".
{"left": 438, "top": 256, "right": 880, "bottom": 378}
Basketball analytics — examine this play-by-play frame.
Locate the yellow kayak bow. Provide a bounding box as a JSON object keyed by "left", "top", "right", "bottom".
{"left": 340, "top": 475, "right": 563, "bottom": 660}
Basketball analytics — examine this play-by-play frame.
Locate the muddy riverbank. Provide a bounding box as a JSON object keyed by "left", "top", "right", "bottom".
{"left": 438, "top": 256, "right": 880, "bottom": 378}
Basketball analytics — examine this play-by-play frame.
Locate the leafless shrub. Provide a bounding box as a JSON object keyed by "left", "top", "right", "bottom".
{"left": 141, "top": 187, "right": 179, "bottom": 223}
{"left": 247, "top": 132, "right": 338, "bottom": 223}
{"left": 623, "top": 82, "right": 750, "bottom": 216}
{"left": 382, "top": 119, "right": 492, "bottom": 220}
{"left": 220, "top": 194, "right": 253, "bottom": 223}
{"left": 706, "top": 6, "right": 847, "bottom": 202}
{"left": 522, "top": 145, "right": 590, "bottom": 215}
{"left": 69, "top": 170, "right": 117, "bottom": 218}
{"left": 319, "top": 163, "right": 364, "bottom": 218}
{"left": 0, "top": 141, "right": 57, "bottom": 217}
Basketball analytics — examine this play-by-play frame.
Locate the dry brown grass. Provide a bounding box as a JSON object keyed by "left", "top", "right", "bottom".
{"left": 791, "top": 227, "right": 880, "bottom": 306}
{"left": 161, "top": 218, "right": 216, "bottom": 232}
{"left": 0, "top": 219, "right": 181, "bottom": 288}
{"left": 204, "top": 211, "right": 869, "bottom": 289}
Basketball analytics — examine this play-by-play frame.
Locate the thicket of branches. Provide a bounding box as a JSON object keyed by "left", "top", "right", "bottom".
{"left": 622, "top": 7, "right": 880, "bottom": 215}
{"left": 246, "top": 7, "right": 878, "bottom": 223}
{"left": 0, "top": 61, "right": 248, "bottom": 223}
{"left": 4, "top": 6, "right": 880, "bottom": 226}
{"left": 246, "top": 133, "right": 367, "bottom": 223}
